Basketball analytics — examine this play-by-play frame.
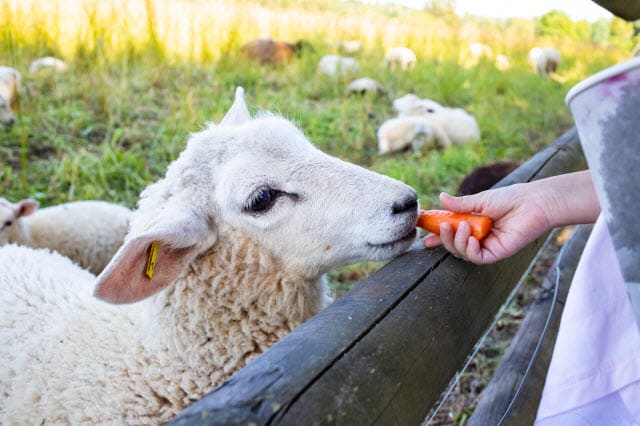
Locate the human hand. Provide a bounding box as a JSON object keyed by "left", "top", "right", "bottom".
{"left": 422, "top": 186, "right": 553, "bottom": 264}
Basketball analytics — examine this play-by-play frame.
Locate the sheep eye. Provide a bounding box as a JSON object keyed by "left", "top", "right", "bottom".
{"left": 427, "top": 108, "right": 435, "bottom": 113}
{"left": 3, "top": 220, "right": 12, "bottom": 228}
{"left": 245, "top": 187, "right": 281, "bottom": 213}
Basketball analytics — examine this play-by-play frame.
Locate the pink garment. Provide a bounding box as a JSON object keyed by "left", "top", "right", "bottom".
{"left": 535, "top": 216, "right": 640, "bottom": 425}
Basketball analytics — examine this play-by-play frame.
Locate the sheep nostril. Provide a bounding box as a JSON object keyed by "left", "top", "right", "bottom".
{"left": 391, "top": 195, "right": 418, "bottom": 215}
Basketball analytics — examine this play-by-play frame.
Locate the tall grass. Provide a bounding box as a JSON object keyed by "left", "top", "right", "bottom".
{"left": 0, "top": 0, "right": 632, "bottom": 286}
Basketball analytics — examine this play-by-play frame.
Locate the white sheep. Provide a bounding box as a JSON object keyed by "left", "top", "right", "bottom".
{"left": 28, "top": 56, "right": 68, "bottom": 74}
{"left": 495, "top": 54, "right": 511, "bottom": 71}
{"left": 392, "top": 93, "right": 444, "bottom": 116}
{"left": 460, "top": 42, "right": 493, "bottom": 67}
{"left": 377, "top": 115, "right": 451, "bottom": 154}
{"left": 529, "top": 47, "right": 561, "bottom": 77}
{"left": 336, "top": 40, "right": 363, "bottom": 55}
{"left": 0, "top": 66, "right": 21, "bottom": 128}
{"left": 0, "top": 197, "right": 131, "bottom": 274}
{"left": 393, "top": 94, "right": 480, "bottom": 146}
{"left": 347, "top": 77, "right": 384, "bottom": 95}
{"left": 0, "top": 87, "right": 418, "bottom": 424}
{"left": 385, "top": 46, "right": 417, "bottom": 70}
{"left": 317, "top": 54, "right": 359, "bottom": 77}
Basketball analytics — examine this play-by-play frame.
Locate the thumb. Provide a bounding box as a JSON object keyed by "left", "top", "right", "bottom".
{"left": 439, "top": 192, "right": 484, "bottom": 213}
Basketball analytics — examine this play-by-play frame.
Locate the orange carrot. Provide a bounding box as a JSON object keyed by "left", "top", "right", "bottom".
{"left": 417, "top": 209, "right": 493, "bottom": 240}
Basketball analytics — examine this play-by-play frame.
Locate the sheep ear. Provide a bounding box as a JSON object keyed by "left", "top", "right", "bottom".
{"left": 94, "top": 210, "right": 215, "bottom": 304}
{"left": 16, "top": 199, "right": 39, "bottom": 217}
{"left": 220, "top": 87, "right": 250, "bottom": 126}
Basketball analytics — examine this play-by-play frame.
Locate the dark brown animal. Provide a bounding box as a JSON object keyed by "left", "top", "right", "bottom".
{"left": 457, "top": 162, "right": 520, "bottom": 195}
{"left": 241, "top": 39, "right": 309, "bottom": 64}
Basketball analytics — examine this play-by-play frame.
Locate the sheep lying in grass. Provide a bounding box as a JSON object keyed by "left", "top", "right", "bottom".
{"left": 377, "top": 115, "right": 451, "bottom": 154}
{"left": 385, "top": 46, "right": 417, "bottom": 70}
{"left": 393, "top": 94, "right": 481, "bottom": 146}
{"left": 317, "top": 54, "right": 359, "bottom": 77}
{"left": 0, "top": 66, "right": 21, "bottom": 128}
{"left": 528, "top": 47, "right": 561, "bottom": 77}
{"left": 241, "top": 39, "right": 310, "bottom": 64}
{"left": 0, "top": 88, "right": 418, "bottom": 424}
{"left": 0, "top": 197, "right": 131, "bottom": 274}
{"left": 29, "top": 56, "right": 67, "bottom": 73}
{"left": 347, "top": 77, "right": 384, "bottom": 95}
{"left": 336, "top": 40, "right": 363, "bottom": 55}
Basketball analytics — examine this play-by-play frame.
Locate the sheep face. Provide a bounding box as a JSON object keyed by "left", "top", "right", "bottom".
{"left": 0, "top": 197, "right": 38, "bottom": 244}
{"left": 95, "top": 88, "right": 418, "bottom": 304}
{"left": 0, "top": 97, "right": 15, "bottom": 128}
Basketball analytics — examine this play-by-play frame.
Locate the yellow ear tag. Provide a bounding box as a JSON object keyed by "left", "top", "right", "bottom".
{"left": 145, "top": 241, "right": 160, "bottom": 279}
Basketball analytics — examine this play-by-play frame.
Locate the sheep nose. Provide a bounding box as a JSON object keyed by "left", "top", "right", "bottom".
{"left": 391, "top": 193, "right": 418, "bottom": 215}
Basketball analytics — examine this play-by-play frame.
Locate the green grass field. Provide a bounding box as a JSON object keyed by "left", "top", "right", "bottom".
{"left": 0, "top": 0, "right": 634, "bottom": 291}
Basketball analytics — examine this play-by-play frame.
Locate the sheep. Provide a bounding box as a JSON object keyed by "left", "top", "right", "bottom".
{"left": 347, "top": 77, "right": 384, "bottom": 95}
{"left": 392, "top": 93, "right": 444, "bottom": 116}
{"left": 0, "top": 66, "right": 21, "bottom": 128}
{"left": 0, "top": 87, "right": 419, "bottom": 424}
{"left": 385, "top": 46, "right": 417, "bottom": 70}
{"left": 241, "top": 39, "right": 310, "bottom": 64}
{"left": 28, "top": 56, "right": 67, "bottom": 73}
{"left": 528, "top": 47, "right": 561, "bottom": 77}
{"left": 0, "top": 197, "right": 132, "bottom": 274}
{"left": 495, "top": 54, "right": 511, "bottom": 71}
{"left": 377, "top": 115, "right": 451, "bottom": 154}
{"left": 460, "top": 42, "right": 493, "bottom": 67}
{"left": 393, "top": 94, "right": 481, "bottom": 146}
{"left": 317, "top": 54, "right": 359, "bottom": 77}
{"left": 336, "top": 40, "right": 363, "bottom": 55}
{"left": 457, "top": 161, "right": 520, "bottom": 195}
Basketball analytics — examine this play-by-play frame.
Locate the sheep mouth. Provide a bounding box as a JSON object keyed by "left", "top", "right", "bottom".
{"left": 368, "top": 228, "right": 417, "bottom": 249}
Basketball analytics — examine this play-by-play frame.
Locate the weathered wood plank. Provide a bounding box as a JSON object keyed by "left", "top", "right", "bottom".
{"left": 169, "top": 128, "right": 586, "bottom": 426}
{"left": 467, "top": 224, "right": 593, "bottom": 426}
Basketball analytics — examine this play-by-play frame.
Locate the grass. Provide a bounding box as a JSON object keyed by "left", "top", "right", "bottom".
{"left": 0, "top": 0, "right": 631, "bottom": 287}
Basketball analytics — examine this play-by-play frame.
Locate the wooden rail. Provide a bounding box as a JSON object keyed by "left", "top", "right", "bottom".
{"left": 169, "top": 128, "right": 587, "bottom": 426}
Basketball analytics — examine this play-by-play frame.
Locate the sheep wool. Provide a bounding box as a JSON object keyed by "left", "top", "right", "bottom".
{"left": 0, "top": 66, "right": 21, "bottom": 127}
{"left": 377, "top": 115, "right": 451, "bottom": 154}
{"left": 0, "top": 198, "right": 131, "bottom": 275}
{"left": 0, "top": 87, "right": 418, "bottom": 424}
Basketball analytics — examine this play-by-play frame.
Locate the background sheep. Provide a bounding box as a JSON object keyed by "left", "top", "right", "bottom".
{"left": 529, "top": 47, "right": 561, "bottom": 77}
{"left": 0, "top": 66, "right": 21, "bottom": 128}
{"left": 28, "top": 56, "right": 67, "bottom": 73}
{"left": 0, "top": 197, "right": 131, "bottom": 274}
{"left": 385, "top": 46, "right": 417, "bottom": 70}
{"left": 495, "top": 54, "right": 511, "bottom": 71}
{"left": 0, "top": 88, "right": 419, "bottom": 424}
{"left": 377, "top": 115, "right": 451, "bottom": 154}
{"left": 347, "top": 77, "right": 384, "bottom": 95}
{"left": 459, "top": 42, "right": 493, "bottom": 67}
{"left": 241, "top": 38, "right": 310, "bottom": 64}
{"left": 336, "top": 40, "right": 362, "bottom": 55}
{"left": 317, "top": 54, "right": 359, "bottom": 77}
{"left": 393, "top": 94, "right": 480, "bottom": 145}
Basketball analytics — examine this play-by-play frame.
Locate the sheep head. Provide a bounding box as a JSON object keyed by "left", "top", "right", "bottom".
{"left": 95, "top": 88, "right": 418, "bottom": 304}
{"left": 0, "top": 197, "right": 38, "bottom": 244}
{"left": 0, "top": 97, "right": 16, "bottom": 128}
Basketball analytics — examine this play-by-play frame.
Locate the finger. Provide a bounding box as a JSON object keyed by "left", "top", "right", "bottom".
{"left": 439, "top": 222, "right": 460, "bottom": 257}
{"left": 439, "top": 192, "right": 483, "bottom": 214}
{"left": 465, "top": 236, "right": 484, "bottom": 264}
{"left": 454, "top": 221, "right": 471, "bottom": 255}
{"left": 422, "top": 234, "right": 442, "bottom": 248}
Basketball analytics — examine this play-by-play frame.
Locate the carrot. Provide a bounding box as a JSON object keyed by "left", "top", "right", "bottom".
{"left": 417, "top": 209, "right": 493, "bottom": 240}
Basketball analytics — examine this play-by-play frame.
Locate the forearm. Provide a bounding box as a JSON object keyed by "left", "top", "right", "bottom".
{"left": 534, "top": 170, "right": 600, "bottom": 228}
